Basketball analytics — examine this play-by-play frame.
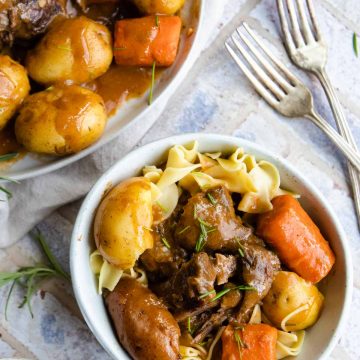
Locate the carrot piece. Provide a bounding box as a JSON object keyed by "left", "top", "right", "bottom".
{"left": 221, "top": 324, "right": 277, "bottom": 360}
{"left": 257, "top": 195, "right": 335, "bottom": 283}
{"left": 114, "top": 15, "right": 182, "bottom": 66}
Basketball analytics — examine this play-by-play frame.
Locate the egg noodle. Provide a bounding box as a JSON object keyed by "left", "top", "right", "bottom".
{"left": 90, "top": 141, "right": 303, "bottom": 358}
{"left": 142, "top": 141, "right": 297, "bottom": 225}
{"left": 90, "top": 250, "right": 147, "bottom": 294}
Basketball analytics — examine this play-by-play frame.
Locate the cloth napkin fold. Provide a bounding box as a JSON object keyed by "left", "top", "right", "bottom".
{"left": 0, "top": 0, "right": 225, "bottom": 247}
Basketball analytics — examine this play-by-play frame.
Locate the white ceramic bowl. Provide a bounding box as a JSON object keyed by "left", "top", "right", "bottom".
{"left": 70, "top": 133, "right": 352, "bottom": 360}
{"left": 2, "top": 0, "right": 205, "bottom": 181}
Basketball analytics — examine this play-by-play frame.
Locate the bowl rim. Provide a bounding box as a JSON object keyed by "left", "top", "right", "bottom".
{"left": 70, "top": 132, "right": 353, "bottom": 360}
{"left": 4, "top": 0, "right": 206, "bottom": 182}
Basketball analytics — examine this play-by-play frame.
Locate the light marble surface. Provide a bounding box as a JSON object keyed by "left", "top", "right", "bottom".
{"left": 1, "top": 0, "right": 360, "bottom": 358}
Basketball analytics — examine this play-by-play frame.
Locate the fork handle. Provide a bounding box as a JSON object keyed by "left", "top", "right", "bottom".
{"left": 316, "top": 68, "right": 360, "bottom": 228}
{"left": 306, "top": 110, "right": 360, "bottom": 172}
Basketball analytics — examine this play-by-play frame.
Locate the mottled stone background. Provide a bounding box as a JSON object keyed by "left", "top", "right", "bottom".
{"left": 1, "top": 0, "right": 359, "bottom": 358}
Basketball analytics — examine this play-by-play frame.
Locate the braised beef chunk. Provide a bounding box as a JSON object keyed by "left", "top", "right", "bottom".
{"left": 0, "top": 0, "right": 64, "bottom": 48}
{"left": 192, "top": 308, "right": 229, "bottom": 344}
{"left": 213, "top": 254, "right": 237, "bottom": 285}
{"left": 176, "top": 186, "right": 255, "bottom": 252}
{"left": 235, "top": 244, "right": 280, "bottom": 323}
{"left": 153, "top": 252, "right": 217, "bottom": 310}
{"left": 140, "top": 219, "right": 187, "bottom": 281}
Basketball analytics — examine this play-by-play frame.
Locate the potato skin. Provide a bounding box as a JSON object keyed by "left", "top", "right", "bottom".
{"left": 0, "top": 55, "right": 30, "bottom": 130}
{"left": 94, "top": 177, "right": 154, "bottom": 269}
{"left": 133, "top": 0, "right": 185, "bottom": 15}
{"left": 15, "top": 85, "right": 107, "bottom": 155}
{"left": 262, "top": 271, "right": 324, "bottom": 331}
{"left": 106, "top": 277, "right": 181, "bottom": 360}
{"left": 26, "top": 16, "right": 112, "bottom": 85}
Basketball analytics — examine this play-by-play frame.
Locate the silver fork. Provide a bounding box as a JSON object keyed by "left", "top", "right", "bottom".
{"left": 225, "top": 23, "right": 360, "bottom": 172}
{"left": 277, "top": 0, "right": 360, "bottom": 226}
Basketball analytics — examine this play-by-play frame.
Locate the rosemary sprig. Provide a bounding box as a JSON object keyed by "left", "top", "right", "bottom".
{"left": 234, "top": 329, "right": 247, "bottom": 358}
{"left": 148, "top": 61, "right": 156, "bottom": 105}
{"left": 0, "top": 153, "right": 20, "bottom": 199}
{"left": 114, "top": 46, "right": 127, "bottom": 51}
{"left": 0, "top": 153, "right": 18, "bottom": 162}
{"left": 353, "top": 33, "right": 358, "bottom": 57}
{"left": 187, "top": 316, "right": 192, "bottom": 334}
{"left": 235, "top": 238, "right": 245, "bottom": 257}
{"left": 161, "top": 237, "right": 171, "bottom": 249}
{"left": 206, "top": 193, "right": 217, "bottom": 205}
{"left": 195, "top": 218, "right": 216, "bottom": 252}
{"left": 177, "top": 225, "right": 190, "bottom": 235}
{"left": 199, "top": 289, "right": 216, "bottom": 299}
{"left": 155, "top": 15, "right": 159, "bottom": 27}
{"left": 201, "top": 285, "right": 254, "bottom": 302}
{"left": 1, "top": 230, "right": 70, "bottom": 319}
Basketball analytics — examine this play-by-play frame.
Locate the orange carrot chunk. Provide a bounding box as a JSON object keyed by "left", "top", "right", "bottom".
{"left": 114, "top": 15, "right": 182, "bottom": 66}
{"left": 222, "top": 324, "right": 277, "bottom": 360}
{"left": 257, "top": 195, "right": 335, "bottom": 283}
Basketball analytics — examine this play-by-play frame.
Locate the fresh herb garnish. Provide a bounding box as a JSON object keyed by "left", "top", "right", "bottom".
{"left": 193, "top": 204, "right": 198, "bottom": 219}
{"left": 195, "top": 217, "right": 216, "bottom": 252}
{"left": 353, "top": 33, "right": 358, "bottom": 57}
{"left": 155, "top": 15, "right": 159, "bottom": 27}
{"left": 187, "top": 316, "right": 192, "bottom": 334}
{"left": 199, "top": 289, "right": 216, "bottom": 299}
{"left": 177, "top": 225, "right": 190, "bottom": 235}
{"left": 0, "top": 153, "right": 18, "bottom": 162}
{"left": 114, "top": 46, "right": 127, "bottom": 51}
{"left": 235, "top": 238, "right": 245, "bottom": 257}
{"left": 57, "top": 45, "right": 71, "bottom": 51}
{"left": 206, "top": 193, "right": 217, "bottom": 205}
{"left": 148, "top": 61, "right": 156, "bottom": 105}
{"left": 210, "top": 285, "right": 255, "bottom": 302}
{"left": 1, "top": 230, "right": 70, "bottom": 319}
{"left": 156, "top": 201, "right": 168, "bottom": 213}
{"left": 143, "top": 226, "right": 153, "bottom": 232}
{"left": 234, "top": 329, "right": 247, "bottom": 358}
{"left": 161, "top": 237, "right": 171, "bottom": 249}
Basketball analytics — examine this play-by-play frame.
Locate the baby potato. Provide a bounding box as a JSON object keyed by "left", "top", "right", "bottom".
{"left": 262, "top": 271, "right": 324, "bottom": 331}
{"left": 15, "top": 85, "right": 107, "bottom": 155}
{"left": 94, "top": 177, "right": 154, "bottom": 269}
{"left": 26, "top": 16, "right": 112, "bottom": 85}
{"left": 0, "top": 55, "right": 30, "bottom": 130}
{"left": 133, "top": 0, "right": 185, "bottom": 15}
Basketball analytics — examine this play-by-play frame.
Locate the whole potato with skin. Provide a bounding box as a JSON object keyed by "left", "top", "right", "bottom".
{"left": 0, "top": 55, "right": 30, "bottom": 130}
{"left": 106, "top": 277, "right": 181, "bottom": 360}
{"left": 15, "top": 85, "right": 107, "bottom": 155}
{"left": 262, "top": 271, "right": 324, "bottom": 331}
{"left": 133, "top": 0, "right": 185, "bottom": 15}
{"left": 26, "top": 16, "right": 112, "bottom": 85}
{"left": 94, "top": 177, "right": 154, "bottom": 269}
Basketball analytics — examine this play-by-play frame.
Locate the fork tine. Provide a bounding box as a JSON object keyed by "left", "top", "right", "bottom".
{"left": 277, "top": 0, "right": 296, "bottom": 52}
{"left": 225, "top": 42, "right": 279, "bottom": 107}
{"left": 285, "top": 0, "right": 305, "bottom": 47}
{"left": 231, "top": 35, "right": 285, "bottom": 100}
{"left": 236, "top": 28, "right": 293, "bottom": 93}
{"left": 243, "top": 23, "right": 300, "bottom": 85}
{"left": 306, "top": 0, "right": 322, "bottom": 41}
{"left": 294, "top": 0, "right": 315, "bottom": 44}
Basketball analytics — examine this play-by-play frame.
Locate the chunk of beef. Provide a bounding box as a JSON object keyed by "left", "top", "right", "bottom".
{"left": 220, "top": 285, "right": 242, "bottom": 310}
{"left": 140, "top": 219, "right": 187, "bottom": 282}
{"left": 235, "top": 244, "right": 280, "bottom": 323}
{"left": 0, "top": 0, "right": 64, "bottom": 48}
{"left": 213, "top": 254, "right": 237, "bottom": 285}
{"left": 153, "top": 252, "right": 217, "bottom": 310}
{"left": 176, "top": 186, "right": 262, "bottom": 252}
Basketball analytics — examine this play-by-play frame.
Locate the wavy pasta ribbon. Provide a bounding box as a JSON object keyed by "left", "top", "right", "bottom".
{"left": 276, "top": 330, "right": 305, "bottom": 359}
{"left": 90, "top": 250, "right": 147, "bottom": 294}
